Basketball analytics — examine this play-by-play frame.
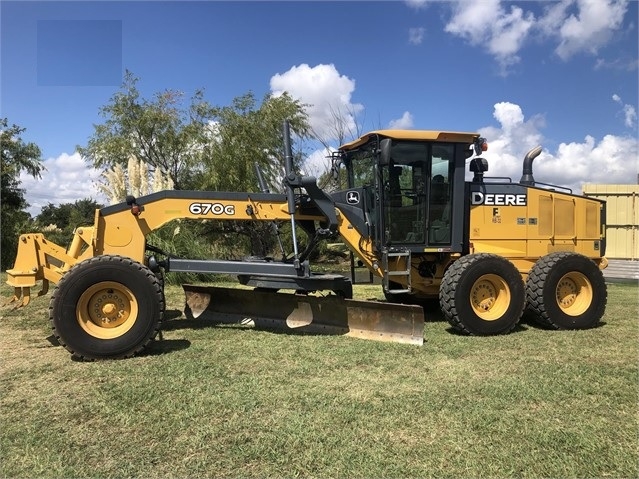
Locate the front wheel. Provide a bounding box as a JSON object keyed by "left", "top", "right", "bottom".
{"left": 50, "top": 255, "right": 164, "bottom": 360}
{"left": 525, "top": 252, "right": 606, "bottom": 329}
{"left": 440, "top": 254, "right": 525, "bottom": 335}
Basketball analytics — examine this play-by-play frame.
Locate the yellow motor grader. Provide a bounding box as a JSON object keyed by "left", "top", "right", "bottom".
{"left": 5, "top": 122, "right": 608, "bottom": 360}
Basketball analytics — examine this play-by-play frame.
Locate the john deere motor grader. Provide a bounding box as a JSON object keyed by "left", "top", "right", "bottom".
{"left": 5, "top": 121, "right": 608, "bottom": 360}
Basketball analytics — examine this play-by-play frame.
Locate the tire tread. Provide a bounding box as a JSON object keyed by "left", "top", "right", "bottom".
{"left": 49, "top": 255, "right": 164, "bottom": 360}
{"left": 440, "top": 253, "right": 524, "bottom": 335}
{"left": 525, "top": 251, "right": 606, "bottom": 330}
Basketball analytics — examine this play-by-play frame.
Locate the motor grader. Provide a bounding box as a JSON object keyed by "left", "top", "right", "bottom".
{"left": 5, "top": 121, "right": 608, "bottom": 360}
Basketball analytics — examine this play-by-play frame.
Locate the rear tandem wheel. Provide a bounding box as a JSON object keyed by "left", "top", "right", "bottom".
{"left": 525, "top": 252, "right": 607, "bottom": 329}
{"left": 440, "top": 253, "right": 525, "bottom": 335}
{"left": 49, "top": 255, "right": 164, "bottom": 360}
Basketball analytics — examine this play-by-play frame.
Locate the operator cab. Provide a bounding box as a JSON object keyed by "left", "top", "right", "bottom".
{"left": 331, "top": 130, "right": 483, "bottom": 253}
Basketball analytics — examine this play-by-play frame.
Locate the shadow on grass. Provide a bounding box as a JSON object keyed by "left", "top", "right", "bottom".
{"left": 519, "top": 312, "right": 608, "bottom": 331}
{"left": 160, "top": 317, "right": 347, "bottom": 337}
{"left": 444, "top": 322, "right": 529, "bottom": 336}
{"left": 159, "top": 309, "right": 425, "bottom": 344}
{"left": 164, "top": 309, "right": 183, "bottom": 321}
{"left": 155, "top": 310, "right": 608, "bottom": 357}
{"left": 144, "top": 338, "right": 192, "bottom": 356}
{"left": 443, "top": 317, "right": 607, "bottom": 336}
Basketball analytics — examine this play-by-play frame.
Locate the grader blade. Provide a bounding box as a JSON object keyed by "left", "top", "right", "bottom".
{"left": 183, "top": 285, "right": 424, "bottom": 346}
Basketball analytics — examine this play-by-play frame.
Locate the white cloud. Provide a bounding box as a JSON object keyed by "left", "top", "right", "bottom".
{"left": 388, "top": 111, "right": 414, "bottom": 129}
{"left": 476, "top": 102, "right": 638, "bottom": 193}
{"left": 302, "top": 147, "right": 335, "bottom": 179}
{"left": 612, "top": 93, "right": 637, "bottom": 128}
{"left": 405, "top": 0, "right": 428, "bottom": 9}
{"left": 622, "top": 104, "right": 637, "bottom": 128}
{"left": 445, "top": 0, "right": 501, "bottom": 46}
{"left": 595, "top": 57, "right": 639, "bottom": 71}
{"left": 444, "top": 0, "right": 535, "bottom": 71}
{"left": 270, "top": 63, "right": 364, "bottom": 142}
{"left": 408, "top": 27, "right": 425, "bottom": 45}
{"left": 438, "top": 0, "right": 629, "bottom": 71}
{"left": 488, "top": 5, "right": 535, "bottom": 65}
{"left": 20, "top": 152, "right": 106, "bottom": 217}
{"left": 540, "top": 134, "right": 637, "bottom": 187}
{"left": 553, "top": 0, "right": 628, "bottom": 60}
{"left": 537, "top": 0, "right": 572, "bottom": 36}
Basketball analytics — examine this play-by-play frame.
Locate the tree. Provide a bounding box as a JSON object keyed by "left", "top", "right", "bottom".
{"left": 80, "top": 72, "right": 312, "bottom": 258}
{"left": 79, "top": 71, "right": 311, "bottom": 196}
{"left": 77, "top": 71, "right": 214, "bottom": 190}
{"left": 34, "top": 198, "right": 103, "bottom": 247}
{"left": 194, "top": 91, "right": 310, "bottom": 257}
{"left": 1, "top": 118, "right": 44, "bottom": 270}
{"left": 310, "top": 104, "right": 367, "bottom": 193}
{"left": 311, "top": 103, "right": 364, "bottom": 155}
{"left": 197, "top": 91, "right": 309, "bottom": 193}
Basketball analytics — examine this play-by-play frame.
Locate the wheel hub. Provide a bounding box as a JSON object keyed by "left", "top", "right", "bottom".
{"left": 470, "top": 274, "right": 511, "bottom": 321}
{"left": 555, "top": 272, "right": 592, "bottom": 316}
{"left": 90, "top": 290, "right": 128, "bottom": 328}
{"left": 101, "top": 302, "right": 117, "bottom": 317}
{"left": 77, "top": 281, "right": 138, "bottom": 339}
{"left": 557, "top": 278, "right": 578, "bottom": 308}
{"left": 472, "top": 282, "right": 497, "bottom": 311}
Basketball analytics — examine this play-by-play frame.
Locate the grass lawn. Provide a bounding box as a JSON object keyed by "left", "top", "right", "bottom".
{"left": 1, "top": 274, "right": 637, "bottom": 478}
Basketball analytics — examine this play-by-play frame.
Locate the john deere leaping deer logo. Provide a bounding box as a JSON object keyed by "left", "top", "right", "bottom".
{"left": 347, "top": 191, "right": 360, "bottom": 205}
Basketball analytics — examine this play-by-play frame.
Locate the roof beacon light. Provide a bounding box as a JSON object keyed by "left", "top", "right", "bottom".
{"left": 474, "top": 137, "right": 488, "bottom": 156}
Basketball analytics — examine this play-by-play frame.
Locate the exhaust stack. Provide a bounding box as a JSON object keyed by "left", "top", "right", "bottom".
{"left": 520, "top": 145, "right": 543, "bottom": 186}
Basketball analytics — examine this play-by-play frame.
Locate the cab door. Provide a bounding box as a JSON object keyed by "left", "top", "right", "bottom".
{"left": 382, "top": 160, "right": 428, "bottom": 245}
{"left": 332, "top": 140, "right": 384, "bottom": 250}
{"left": 380, "top": 141, "right": 455, "bottom": 249}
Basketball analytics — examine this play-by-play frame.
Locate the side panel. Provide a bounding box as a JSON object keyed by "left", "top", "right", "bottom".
{"left": 468, "top": 183, "right": 605, "bottom": 270}
{"left": 331, "top": 188, "right": 372, "bottom": 239}
{"left": 468, "top": 183, "right": 530, "bottom": 256}
{"left": 525, "top": 188, "right": 604, "bottom": 259}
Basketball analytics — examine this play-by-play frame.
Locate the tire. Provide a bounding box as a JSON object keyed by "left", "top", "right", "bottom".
{"left": 49, "top": 255, "right": 164, "bottom": 360}
{"left": 525, "top": 252, "right": 606, "bottom": 329}
{"left": 440, "top": 254, "right": 525, "bottom": 335}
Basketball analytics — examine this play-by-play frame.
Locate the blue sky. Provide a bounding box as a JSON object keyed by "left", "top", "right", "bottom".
{"left": 1, "top": 0, "right": 638, "bottom": 215}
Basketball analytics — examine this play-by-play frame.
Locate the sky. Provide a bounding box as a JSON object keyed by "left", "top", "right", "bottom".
{"left": 1, "top": 0, "right": 638, "bottom": 217}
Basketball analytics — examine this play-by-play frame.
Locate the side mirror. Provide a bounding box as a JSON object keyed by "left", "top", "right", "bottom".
{"left": 379, "top": 138, "right": 392, "bottom": 166}
{"left": 331, "top": 159, "right": 341, "bottom": 181}
{"left": 330, "top": 152, "right": 344, "bottom": 181}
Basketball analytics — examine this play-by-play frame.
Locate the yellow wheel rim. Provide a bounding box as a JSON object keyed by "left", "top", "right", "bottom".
{"left": 555, "top": 272, "right": 592, "bottom": 316}
{"left": 470, "top": 274, "right": 511, "bottom": 321}
{"left": 77, "top": 282, "right": 138, "bottom": 339}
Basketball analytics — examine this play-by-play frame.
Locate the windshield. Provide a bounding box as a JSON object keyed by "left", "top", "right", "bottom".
{"left": 344, "top": 145, "right": 376, "bottom": 189}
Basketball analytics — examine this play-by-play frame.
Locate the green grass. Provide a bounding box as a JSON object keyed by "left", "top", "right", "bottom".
{"left": 1, "top": 276, "right": 637, "bottom": 478}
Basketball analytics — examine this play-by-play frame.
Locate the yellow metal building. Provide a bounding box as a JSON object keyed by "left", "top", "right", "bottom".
{"left": 583, "top": 184, "right": 638, "bottom": 260}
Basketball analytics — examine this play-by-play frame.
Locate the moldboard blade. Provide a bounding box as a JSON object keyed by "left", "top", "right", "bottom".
{"left": 182, "top": 285, "right": 424, "bottom": 346}
{"left": 183, "top": 285, "right": 212, "bottom": 318}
